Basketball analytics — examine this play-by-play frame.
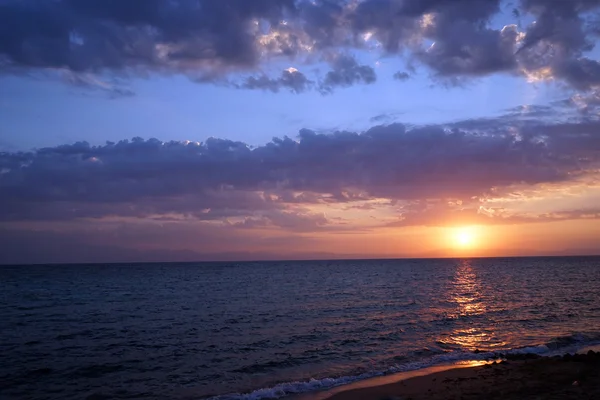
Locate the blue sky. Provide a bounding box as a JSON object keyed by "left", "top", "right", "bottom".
{"left": 1, "top": 59, "right": 561, "bottom": 150}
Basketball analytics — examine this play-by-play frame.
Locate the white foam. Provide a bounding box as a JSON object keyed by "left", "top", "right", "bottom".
{"left": 212, "top": 373, "right": 378, "bottom": 400}
{"left": 211, "top": 334, "right": 600, "bottom": 400}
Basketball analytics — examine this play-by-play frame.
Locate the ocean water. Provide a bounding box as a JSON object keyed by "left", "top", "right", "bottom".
{"left": 2, "top": 257, "right": 600, "bottom": 399}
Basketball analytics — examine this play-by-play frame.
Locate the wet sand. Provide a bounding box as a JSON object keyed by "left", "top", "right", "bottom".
{"left": 325, "top": 351, "right": 600, "bottom": 400}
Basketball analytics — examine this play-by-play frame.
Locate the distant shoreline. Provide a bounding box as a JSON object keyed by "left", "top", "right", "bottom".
{"left": 2, "top": 253, "right": 600, "bottom": 267}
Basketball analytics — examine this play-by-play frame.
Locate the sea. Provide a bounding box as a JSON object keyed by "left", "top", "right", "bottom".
{"left": 2, "top": 256, "right": 600, "bottom": 400}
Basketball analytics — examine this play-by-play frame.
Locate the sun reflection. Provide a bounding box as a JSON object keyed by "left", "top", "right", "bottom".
{"left": 452, "top": 261, "right": 485, "bottom": 317}
{"left": 449, "top": 328, "right": 489, "bottom": 349}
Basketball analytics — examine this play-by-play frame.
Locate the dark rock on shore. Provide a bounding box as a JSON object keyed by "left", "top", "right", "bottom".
{"left": 504, "top": 352, "right": 541, "bottom": 361}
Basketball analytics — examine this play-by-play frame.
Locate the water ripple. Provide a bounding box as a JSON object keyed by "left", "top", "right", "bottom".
{"left": 1, "top": 256, "right": 599, "bottom": 399}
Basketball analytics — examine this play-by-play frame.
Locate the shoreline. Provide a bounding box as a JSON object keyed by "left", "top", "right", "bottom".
{"left": 312, "top": 350, "right": 600, "bottom": 400}
{"left": 292, "top": 360, "right": 492, "bottom": 400}
{"left": 216, "top": 344, "right": 600, "bottom": 400}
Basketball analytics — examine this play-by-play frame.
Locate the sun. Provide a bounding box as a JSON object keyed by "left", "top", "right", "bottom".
{"left": 454, "top": 227, "right": 476, "bottom": 248}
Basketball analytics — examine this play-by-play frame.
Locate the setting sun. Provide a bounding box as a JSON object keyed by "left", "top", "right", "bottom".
{"left": 454, "top": 227, "right": 476, "bottom": 248}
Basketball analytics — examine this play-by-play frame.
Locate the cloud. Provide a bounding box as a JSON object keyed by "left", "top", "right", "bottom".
{"left": 517, "top": 0, "right": 595, "bottom": 54}
{"left": 2, "top": 108, "right": 599, "bottom": 226}
{"left": 515, "top": 0, "right": 600, "bottom": 90}
{"left": 569, "top": 89, "right": 600, "bottom": 112}
{"left": 241, "top": 68, "right": 313, "bottom": 93}
{"left": 2, "top": 99, "right": 600, "bottom": 262}
{"left": 0, "top": 0, "right": 295, "bottom": 72}
{"left": 239, "top": 57, "right": 377, "bottom": 95}
{"left": 62, "top": 71, "right": 135, "bottom": 98}
{"left": 319, "top": 54, "right": 376, "bottom": 93}
{"left": 230, "top": 210, "right": 329, "bottom": 231}
{"left": 369, "top": 111, "right": 405, "bottom": 123}
{"left": 393, "top": 71, "right": 410, "bottom": 81}
{"left": 2, "top": 0, "right": 600, "bottom": 92}
{"left": 419, "top": 23, "right": 520, "bottom": 78}
{"left": 552, "top": 57, "right": 600, "bottom": 91}
{"left": 385, "top": 200, "right": 600, "bottom": 228}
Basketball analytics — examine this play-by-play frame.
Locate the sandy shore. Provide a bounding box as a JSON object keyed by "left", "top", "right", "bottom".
{"left": 324, "top": 351, "right": 600, "bottom": 400}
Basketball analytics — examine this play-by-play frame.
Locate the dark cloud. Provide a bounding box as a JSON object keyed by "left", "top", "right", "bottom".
{"left": 0, "top": 0, "right": 295, "bottom": 72}
{"left": 393, "top": 71, "right": 410, "bottom": 81}
{"left": 319, "top": 55, "right": 376, "bottom": 93}
{"left": 2, "top": 0, "right": 600, "bottom": 91}
{"left": 518, "top": 0, "right": 599, "bottom": 53}
{"left": 297, "top": 0, "right": 348, "bottom": 49}
{"left": 347, "top": 0, "right": 500, "bottom": 53}
{"left": 240, "top": 58, "right": 377, "bottom": 94}
{"left": 553, "top": 57, "right": 600, "bottom": 91}
{"left": 350, "top": 0, "right": 421, "bottom": 53}
{"left": 401, "top": 0, "right": 501, "bottom": 20}
{"left": 241, "top": 68, "right": 313, "bottom": 93}
{"left": 396, "top": 0, "right": 514, "bottom": 79}
{"left": 419, "top": 24, "right": 519, "bottom": 78}
{"left": 515, "top": 0, "right": 600, "bottom": 90}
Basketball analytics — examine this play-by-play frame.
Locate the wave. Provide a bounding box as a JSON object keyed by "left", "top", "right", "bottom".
{"left": 210, "top": 332, "right": 600, "bottom": 400}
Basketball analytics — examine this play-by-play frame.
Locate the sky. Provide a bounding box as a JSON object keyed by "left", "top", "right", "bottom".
{"left": 1, "top": 0, "right": 600, "bottom": 264}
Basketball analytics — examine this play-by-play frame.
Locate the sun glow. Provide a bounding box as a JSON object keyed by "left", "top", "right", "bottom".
{"left": 453, "top": 227, "right": 477, "bottom": 248}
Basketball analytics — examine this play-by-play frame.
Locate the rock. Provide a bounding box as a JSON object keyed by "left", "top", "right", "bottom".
{"left": 505, "top": 353, "right": 541, "bottom": 361}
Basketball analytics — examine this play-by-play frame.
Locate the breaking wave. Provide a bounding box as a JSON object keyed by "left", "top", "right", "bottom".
{"left": 212, "top": 332, "right": 600, "bottom": 400}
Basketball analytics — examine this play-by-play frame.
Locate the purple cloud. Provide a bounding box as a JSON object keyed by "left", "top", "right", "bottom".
{"left": 1, "top": 108, "right": 599, "bottom": 225}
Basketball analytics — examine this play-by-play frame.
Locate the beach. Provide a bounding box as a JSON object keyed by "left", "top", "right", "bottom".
{"left": 325, "top": 351, "right": 600, "bottom": 400}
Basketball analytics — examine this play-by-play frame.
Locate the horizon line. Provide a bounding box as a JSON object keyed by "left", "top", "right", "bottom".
{"left": 3, "top": 253, "right": 600, "bottom": 267}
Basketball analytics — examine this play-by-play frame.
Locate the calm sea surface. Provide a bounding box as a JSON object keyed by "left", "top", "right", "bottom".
{"left": 2, "top": 257, "right": 600, "bottom": 399}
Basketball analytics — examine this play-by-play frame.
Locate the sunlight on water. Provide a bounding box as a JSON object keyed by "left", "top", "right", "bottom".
{"left": 438, "top": 260, "right": 507, "bottom": 351}
{"left": 453, "top": 260, "right": 486, "bottom": 317}
{"left": 2, "top": 257, "right": 600, "bottom": 399}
